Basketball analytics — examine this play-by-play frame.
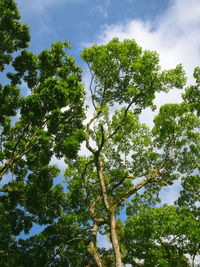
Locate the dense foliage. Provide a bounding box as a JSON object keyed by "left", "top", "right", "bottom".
{"left": 0, "top": 0, "right": 85, "bottom": 265}
{"left": 0, "top": 1, "right": 200, "bottom": 266}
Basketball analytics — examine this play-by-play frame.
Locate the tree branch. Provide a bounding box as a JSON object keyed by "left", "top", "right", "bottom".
{"left": 114, "top": 164, "right": 163, "bottom": 208}
{"left": 11, "top": 121, "right": 31, "bottom": 159}
{"left": 87, "top": 66, "right": 97, "bottom": 111}
{"left": 0, "top": 187, "right": 24, "bottom": 193}
{"left": 0, "top": 126, "right": 39, "bottom": 181}
{"left": 97, "top": 123, "right": 105, "bottom": 153}
{"left": 95, "top": 155, "right": 110, "bottom": 212}
{"left": 86, "top": 110, "right": 102, "bottom": 154}
{"left": 89, "top": 195, "right": 107, "bottom": 225}
{"left": 105, "top": 97, "right": 136, "bottom": 142}
{"left": 87, "top": 221, "right": 105, "bottom": 267}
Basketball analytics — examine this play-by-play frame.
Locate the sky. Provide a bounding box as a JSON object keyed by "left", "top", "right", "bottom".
{"left": 13, "top": 0, "right": 200, "bottom": 253}
{"left": 15, "top": 0, "right": 169, "bottom": 55}
{"left": 15, "top": 0, "right": 200, "bottom": 126}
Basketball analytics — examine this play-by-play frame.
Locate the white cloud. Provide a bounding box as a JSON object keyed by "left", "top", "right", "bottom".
{"left": 95, "top": 0, "right": 200, "bottom": 77}
{"left": 85, "top": 0, "right": 200, "bottom": 129}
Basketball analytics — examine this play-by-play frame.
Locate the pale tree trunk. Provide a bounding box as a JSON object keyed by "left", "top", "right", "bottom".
{"left": 87, "top": 222, "right": 104, "bottom": 267}
{"left": 110, "top": 211, "right": 122, "bottom": 267}
{"left": 96, "top": 155, "right": 122, "bottom": 267}
{"left": 86, "top": 113, "right": 123, "bottom": 266}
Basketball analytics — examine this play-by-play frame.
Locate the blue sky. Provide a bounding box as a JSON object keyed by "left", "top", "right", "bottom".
{"left": 16, "top": 0, "right": 170, "bottom": 57}
{"left": 13, "top": 0, "right": 200, "bottom": 208}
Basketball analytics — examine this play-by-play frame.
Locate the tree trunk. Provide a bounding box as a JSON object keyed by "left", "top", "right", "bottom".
{"left": 110, "top": 211, "right": 122, "bottom": 267}
{"left": 96, "top": 155, "right": 122, "bottom": 266}
{"left": 87, "top": 222, "right": 104, "bottom": 267}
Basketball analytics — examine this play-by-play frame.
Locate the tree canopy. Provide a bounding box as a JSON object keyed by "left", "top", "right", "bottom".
{"left": 1, "top": 1, "right": 200, "bottom": 266}
{"left": 0, "top": 0, "right": 85, "bottom": 265}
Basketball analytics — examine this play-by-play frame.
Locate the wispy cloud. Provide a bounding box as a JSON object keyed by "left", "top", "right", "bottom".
{"left": 92, "top": 0, "right": 111, "bottom": 18}
{"left": 15, "top": 0, "right": 88, "bottom": 34}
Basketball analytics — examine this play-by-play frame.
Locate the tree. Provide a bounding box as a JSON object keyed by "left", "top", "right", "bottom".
{"left": 121, "top": 68, "right": 200, "bottom": 266}
{"left": 62, "top": 38, "right": 193, "bottom": 266}
{"left": 123, "top": 202, "right": 195, "bottom": 266}
{"left": 0, "top": 0, "right": 85, "bottom": 265}
{"left": 1, "top": 1, "right": 200, "bottom": 266}
{"left": 0, "top": 0, "right": 30, "bottom": 72}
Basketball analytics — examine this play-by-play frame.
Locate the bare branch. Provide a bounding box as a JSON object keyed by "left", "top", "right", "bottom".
{"left": 88, "top": 72, "right": 97, "bottom": 110}
{"left": 86, "top": 110, "right": 102, "bottom": 154}
{"left": 97, "top": 123, "right": 105, "bottom": 153}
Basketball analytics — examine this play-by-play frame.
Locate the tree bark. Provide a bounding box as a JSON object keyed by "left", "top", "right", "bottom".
{"left": 0, "top": 159, "right": 13, "bottom": 181}
{"left": 110, "top": 210, "right": 122, "bottom": 267}
{"left": 86, "top": 113, "right": 123, "bottom": 266}
{"left": 96, "top": 155, "right": 110, "bottom": 211}
{"left": 87, "top": 222, "right": 104, "bottom": 267}
{"left": 96, "top": 155, "right": 122, "bottom": 267}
